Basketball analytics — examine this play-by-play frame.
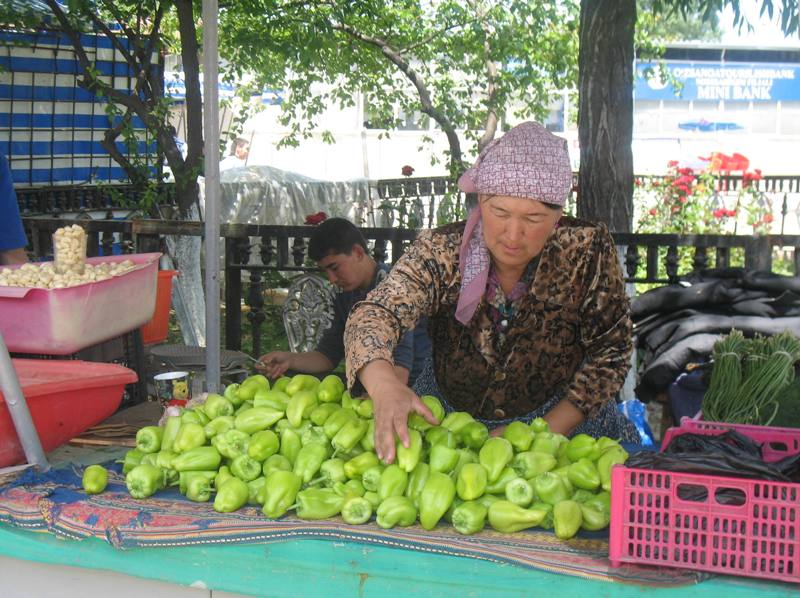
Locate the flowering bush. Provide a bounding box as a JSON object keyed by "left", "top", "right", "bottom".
{"left": 635, "top": 157, "right": 774, "bottom": 236}
{"left": 401, "top": 164, "right": 415, "bottom": 177}
{"left": 304, "top": 211, "right": 328, "bottom": 225}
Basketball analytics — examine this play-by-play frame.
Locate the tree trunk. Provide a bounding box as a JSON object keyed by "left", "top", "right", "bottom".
{"left": 577, "top": 0, "right": 635, "bottom": 232}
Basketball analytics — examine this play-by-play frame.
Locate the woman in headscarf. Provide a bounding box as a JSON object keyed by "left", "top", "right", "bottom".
{"left": 344, "top": 122, "right": 637, "bottom": 463}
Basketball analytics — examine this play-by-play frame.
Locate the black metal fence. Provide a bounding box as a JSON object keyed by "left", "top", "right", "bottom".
{"left": 21, "top": 216, "right": 800, "bottom": 356}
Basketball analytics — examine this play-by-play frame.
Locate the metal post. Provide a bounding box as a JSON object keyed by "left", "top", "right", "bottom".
{"left": 0, "top": 332, "right": 48, "bottom": 471}
{"left": 203, "top": 0, "right": 221, "bottom": 393}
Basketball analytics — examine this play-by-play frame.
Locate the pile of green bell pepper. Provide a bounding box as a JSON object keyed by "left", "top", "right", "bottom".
{"left": 103, "top": 373, "right": 627, "bottom": 540}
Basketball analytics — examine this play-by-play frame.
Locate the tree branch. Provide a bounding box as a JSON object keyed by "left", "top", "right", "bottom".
{"left": 332, "top": 21, "right": 464, "bottom": 175}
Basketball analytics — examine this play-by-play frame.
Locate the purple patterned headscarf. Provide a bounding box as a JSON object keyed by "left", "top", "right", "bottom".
{"left": 455, "top": 122, "right": 572, "bottom": 325}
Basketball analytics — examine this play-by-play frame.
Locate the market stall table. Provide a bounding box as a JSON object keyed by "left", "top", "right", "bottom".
{"left": 0, "top": 445, "right": 797, "bottom": 598}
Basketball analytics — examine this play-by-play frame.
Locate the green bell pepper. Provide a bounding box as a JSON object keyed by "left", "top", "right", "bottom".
{"left": 319, "top": 458, "right": 347, "bottom": 486}
{"left": 504, "top": 477, "right": 534, "bottom": 507}
{"left": 272, "top": 376, "right": 292, "bottom": 394}
{"left": 82, "top": 464, "right": 108, "bottom": 495}
{"left": 172, "top": 446, "right": 222, "bottom": 472}
{"left": 565, "top": 434, "right": 599, "bottom": 462}
{"left": 135, "top": 426, "right": 164, "bottom": 454}
{"left": 247, "top": 476, "right": 268, "bottom": 505}
{"left": 119, "top": 448, "right": 144, "bottom": 474}
{"left": 309, "top": 403, "right": 341, "bottom": 426}
{"left": 179, "top": 470, "right": 217, "bottom": 494}
{"left": 234, "top": 406, "right": 284, "bottom": 434}
{"left": 185, "top": 472, "right": 215, "bottom": 502}
{"left": 344, "top": 451, "right": 380, "bottom": 479}
{"left": 533, "top": 472, "right": 570, "bottom": 505}
{"left": 580, "top": 501, "right": 610, "bottom": 531}
{"left": 332, "top": 417, "right": 369, "bottom": 454}
{"left": 404, "top": 462, "right": 430, "bottom": 506}
{"left": 419, "top": 471, "right": 456, "bottom": 530}
{"left": 317, "top": 374, "right": 345, "bottom": 403}
{"left": 279, "top": 428, "right": 302, "bottom": 465}
{"left": 360, "top": 419, "right": 376, "bottom": 452}
{"left": 204, "top": 415, "right": 235, "bottom": 439}
{"left": 212, "top": 429, "right": 250, "bottom": 459}
{"left": 503, "top": 421, "right": 536, "bottom": 452}
{"left": 363, "top": 491, "right": 380, "bottom": 509}
{"left": 293, "top": 443, "right": 328, "bottom": 483}
{"left": 487, "top": 500, "right": 549, "bottom": 533}
{"left": 479, "top": 437, "right": 514, "bottom": 483}
{"left": 203, "top": 393, "right": 234, "bottom": 420}
{"left": 567, "top": 457, "right": 601, "bottom": 491}
{"left": 531, "top": 501, "right": 554, "bottom": 529}
{"left": 253, "top": 389, "right": 291, "bottom": 411}
{"left": 155, "top": 450, "right": 177, "bottom": 471}
{"left": 262, "top": 470, "right": 302, "bottom": 518}
{"left": 408, "top": 394, "right": 445, "bottom": 431}
{"left": 248, "top": 430, "right": 279, "bottom": 462}
{"left": 484, "top": 467, "right": 518, "bottom": 494}
{"left": 334, "top": 479, "right": 366, "bottom": 498}
{"left": 529, "top": 417, "right": 550, "bottom": 434}
{"left": 262, "top": 454, "right": 292, "bottom": 477}
{"left": 396, "top": 429, "right": 423, "bottom": 473}
{"left": 459, "top": 421, "right": 489, "bottom": 450}
{"left": 424, "top": 426, "right": 457, "bottom": 448}
{"left": 161, "top": 416, "right": 182, "bottom": 453}
{"left": 452, "top": 448, "right": 479, "bottom": 478}
{"left": 180, "top": 409, "right": 203, "bottom": 425}
{"left": 286, "top": 389, "right": 318, "bottom": 428}
{"left": 531, "top": 433, "right": 559, "bottom": 456}
{"left": 285, "top": 373, "right": 320, "bottom": 397}
{"left": 341, "top": 496, "right": 372, "bottom": 524}
{"left": 552, "top": 465, "right": 574, "bottom": 494}
{"left": 377, "top": 464, "right": 408, "bottom": 502}
{"left": 126, "top": 463, "right": 164, "bottom": 499}
{"left": 340, "top": 389, "right": 356, "bottom": 410}
{"left": 355, "top": 398, "right": 374, "bottom": 419}
{"left": 443, "top": 496, "right": 464, "bottom": 524}
{"left": 231, "top": 454, "right": 263, "bottom": 482}
{"left": 456, "top": 462, "right": 488, "bottom": 501}
{"left": 215, "top": 466, "right": 234, "bottom": 491}
{"left": 214, "top": 477, "right": 249, "bottom": 513}
{"left": 477, "top": 493, "right": 502, "bottom": 510}
{"left": 361, "top": 464, "right": 384, "bottom": 492}
{"left": 300, "top": 425, "right": 329, "bottom": 449}
{"left": 440, "top": 411, "right": 475, "bottom": 434}
{"left": 323, "top": 407, "right": 357, "bottom": 439}
{"left": 571, "top": 489, "right": 596, "bottom": 503}
{"left": 451, "top": 500, "right": 487, "bottom": 535}
{"left": 223, "top": 382, "right": 243, "bottom": 407}
{"left": 236, "top": 374, "right": 270, "bottom": 402}
{"left": 429, "top": 443, "right": 459, "bottom": 474}
{"left": 553, "top": 499, "right": 583, "bottom": 539}
{"left": 586, "top": 490, "right": 611, "bottom": 513}
{"left": 597, "top": 445, "right": 628, "bottom": 492}
{"left": 172, "top": 422, "right": 206, "bottom": 454}
{"left": 376, "top": 495, "right": 417, "bottom": 529}
{"left": 296, "top": 488, "right": 345, "bottom": 519}
{"left": 512, "top": 451, "right": 557, "bottom": 479}
{"left": 596, "top": 436, "right": 621, "bottom": 454}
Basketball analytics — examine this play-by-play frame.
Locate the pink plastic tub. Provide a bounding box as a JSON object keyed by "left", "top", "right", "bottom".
{"left": 609, "top": 420, "right": 800, "bottom": 584}
{"left": 0, "top": 253, "right": 160, "bottom": 355}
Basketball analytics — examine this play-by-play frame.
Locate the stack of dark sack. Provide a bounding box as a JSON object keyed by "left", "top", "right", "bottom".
{"left": 633, "top": 269, "right": 800, "bottom": 407}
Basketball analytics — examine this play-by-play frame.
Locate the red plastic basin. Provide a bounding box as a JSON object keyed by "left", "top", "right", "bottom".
{"left": 0, "top": 359, "right": 138, "bottom": 467}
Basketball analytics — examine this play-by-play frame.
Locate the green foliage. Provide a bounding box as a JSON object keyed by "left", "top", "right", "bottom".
{"left": 217, "top": 1, "right": 578, "bottom": 176}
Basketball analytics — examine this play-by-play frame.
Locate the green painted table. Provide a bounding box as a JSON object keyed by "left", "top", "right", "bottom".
{"left": 0, "top": 446, "right": 797, "bottom": 597}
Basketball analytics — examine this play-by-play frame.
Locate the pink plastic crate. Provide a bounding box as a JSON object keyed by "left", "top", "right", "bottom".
{"left": 609, "top": 421, "right": 800, "bottom": 583}
{"left": 0, "top": 359, "right": 138, "bottom": 467}
{"left": 0, "top": 253, "right": 160, "bottom": 355}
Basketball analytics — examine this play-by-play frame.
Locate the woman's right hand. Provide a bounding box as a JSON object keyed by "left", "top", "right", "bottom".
{"left": 360, "top": 361, "right": 437, "bottom": 464}
{"left": 256, "top": 351, "right": 293, "bottom": 379}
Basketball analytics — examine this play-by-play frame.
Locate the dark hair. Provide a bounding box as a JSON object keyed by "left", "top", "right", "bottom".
{"left": 308, "top": 218, "right": 368, "bottom": 262}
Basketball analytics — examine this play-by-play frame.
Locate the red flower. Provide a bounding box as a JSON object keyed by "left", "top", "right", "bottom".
{"left": 648, "top": 208, "right": 657, "bottom": 216}
{"left": 667, "top": 160, "right": 679, "bottom": 168}
{"left": 726, "top": 209, "right": 737, "bottom": 217}
{"left": 401, "top": 165, "right": 415, "bottom": 177}
{"left": 712, "top": 208, "right": 726, "bottom": 219}
{"left": 635, "top": 178, "right": 643, "bottom": 187}
{"left": 304, "top": 211, "right": 328, "bottom": 225}
{"left": 677, "top": 167, "right": 694, "bottom": 176}
{"left": 763, "top": 214, "right": 774, "bottom": 223}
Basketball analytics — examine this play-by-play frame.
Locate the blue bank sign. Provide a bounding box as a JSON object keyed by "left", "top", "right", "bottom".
{"left": 636, "top": 61, "right": 800, "bottom": 102}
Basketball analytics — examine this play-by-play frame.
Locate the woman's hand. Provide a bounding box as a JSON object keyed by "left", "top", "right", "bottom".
{"left": 359, "top": 360, "right": 437, "bottom": 463}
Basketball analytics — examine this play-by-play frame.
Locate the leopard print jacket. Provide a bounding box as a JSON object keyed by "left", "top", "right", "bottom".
{"left": 344, "top": 216, "right": 632, "bottom": 420}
